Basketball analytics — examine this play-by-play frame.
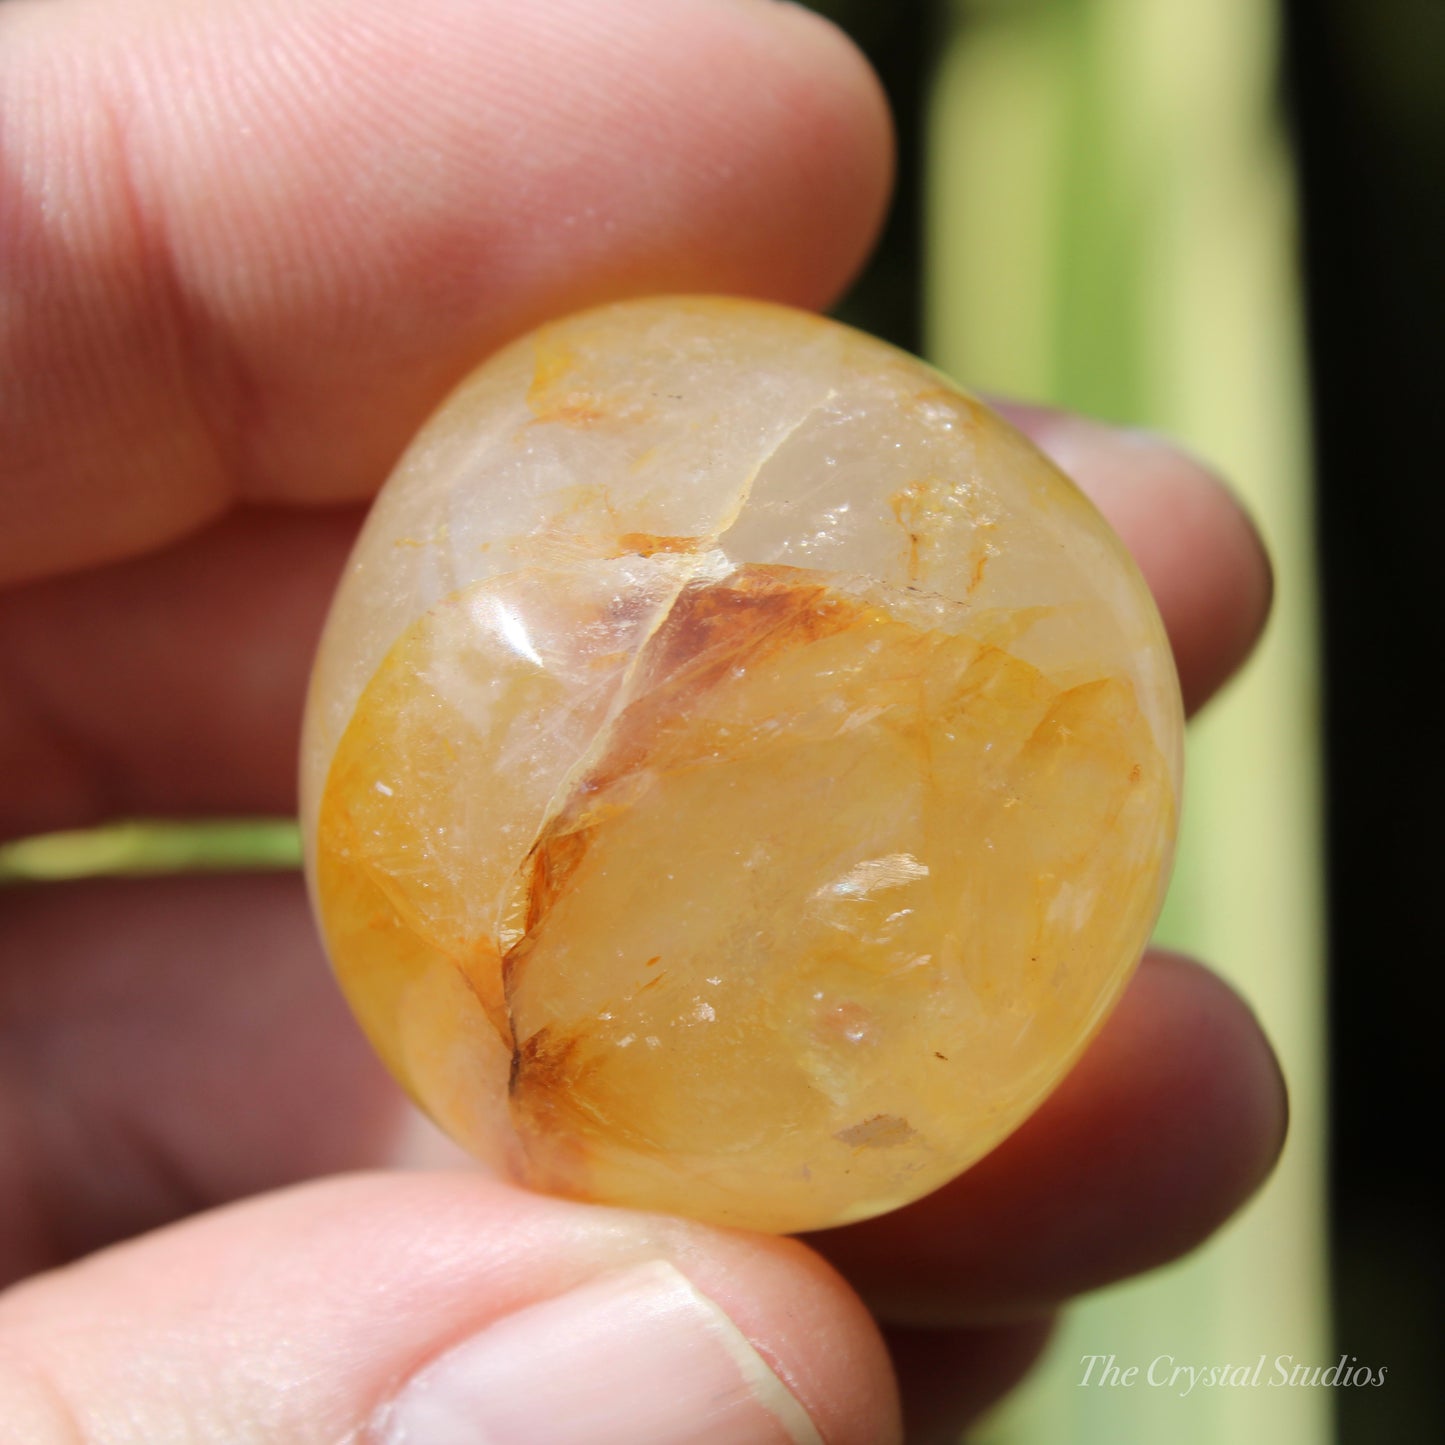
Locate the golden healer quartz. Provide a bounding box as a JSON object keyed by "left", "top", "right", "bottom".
{"left": 301, "top": 297, "right": 1183, "bottom": 1234}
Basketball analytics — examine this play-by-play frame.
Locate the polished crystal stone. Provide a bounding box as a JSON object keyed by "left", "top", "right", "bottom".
{"left": 301, "top": 297, "right": 1182, "bottom": 1234}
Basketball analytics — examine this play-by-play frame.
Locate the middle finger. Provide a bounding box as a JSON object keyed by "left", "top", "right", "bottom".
{"left": 0, "top": 414, "right": 1269, "bottom": 842}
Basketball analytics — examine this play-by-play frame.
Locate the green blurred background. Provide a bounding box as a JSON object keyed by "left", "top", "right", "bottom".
{"left": 3, "top": 1, "right": 1439, "bottom": 1439}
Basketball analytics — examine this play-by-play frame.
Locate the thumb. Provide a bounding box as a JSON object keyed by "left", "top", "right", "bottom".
{"left": 0, "top": 1172, "right": 899, "bottom": 1444}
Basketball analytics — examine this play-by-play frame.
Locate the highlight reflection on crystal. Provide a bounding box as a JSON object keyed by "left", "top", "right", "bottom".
{"left": 301, "top": 297, "right": 1182, "bottom": 1233}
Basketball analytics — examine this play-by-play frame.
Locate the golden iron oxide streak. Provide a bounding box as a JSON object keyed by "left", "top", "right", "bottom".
{"left": 302, "top": 297, "right": 1182, "bottom": 1233}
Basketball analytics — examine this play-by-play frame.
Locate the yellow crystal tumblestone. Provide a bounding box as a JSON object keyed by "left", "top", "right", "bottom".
{"left": 301, "top": 296, "right": 1182, "bottom": 1234}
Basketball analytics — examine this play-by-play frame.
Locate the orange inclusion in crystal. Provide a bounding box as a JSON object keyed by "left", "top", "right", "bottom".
{"left": 316, "top": 562, "right": 1173, "bottom": 1232}
{"left": 305, "top": 295, "right": 1182, "bottom": 1233}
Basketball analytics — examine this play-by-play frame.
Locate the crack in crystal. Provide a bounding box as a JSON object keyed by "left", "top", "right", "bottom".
{"left": 496, "top": 388, "right": 840, "bottom": 1055}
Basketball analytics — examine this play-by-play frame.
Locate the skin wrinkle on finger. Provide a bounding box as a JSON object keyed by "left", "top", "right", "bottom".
{"left": 0, "top": 23, "right": 236, "bottom": 569}
{"left": 0, "top": 0, "right": 892, "bottom": 585}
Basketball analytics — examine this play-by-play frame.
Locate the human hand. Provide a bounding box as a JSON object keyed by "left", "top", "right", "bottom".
{"left": 0, "top": 1, "right": 1283, "bottom": 1440}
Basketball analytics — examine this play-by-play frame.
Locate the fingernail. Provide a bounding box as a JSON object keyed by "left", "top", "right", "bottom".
{"left": 377, "top": 1261, "right": 823, "bottom": 1445}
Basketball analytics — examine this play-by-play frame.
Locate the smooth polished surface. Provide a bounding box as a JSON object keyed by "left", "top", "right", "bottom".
{"left": 302, "top": 297, "right": 1182, "bottom": 1233}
